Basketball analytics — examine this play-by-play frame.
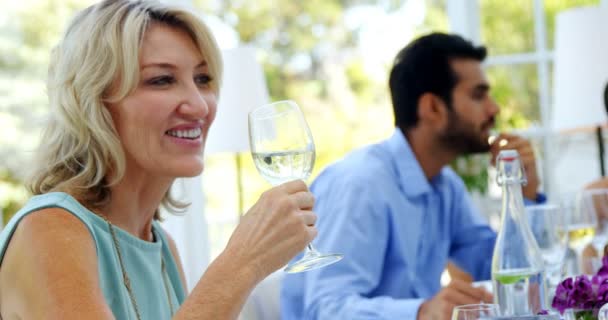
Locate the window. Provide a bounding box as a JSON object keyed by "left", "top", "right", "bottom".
{"left": 448, "top": 0, "right": 601, "bottom": 197}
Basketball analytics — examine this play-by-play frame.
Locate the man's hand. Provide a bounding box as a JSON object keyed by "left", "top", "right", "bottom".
{"left": 490, "top": 133, "right": 540, "bottom": 200}
{"left": 417, "top": 279, "right": 493, "bottom": 320}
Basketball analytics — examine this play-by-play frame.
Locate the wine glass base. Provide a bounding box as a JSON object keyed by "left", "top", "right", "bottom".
{"left": 284, "top": 253, "right": 343, "bottom": 273}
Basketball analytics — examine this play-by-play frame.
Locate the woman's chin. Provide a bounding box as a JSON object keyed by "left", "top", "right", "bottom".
{"left": 171, "top": 160, "right": 204, "bottom": 178}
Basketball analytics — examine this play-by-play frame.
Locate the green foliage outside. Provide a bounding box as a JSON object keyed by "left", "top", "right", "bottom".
{"left": 0, "top": 0, "right": 93, "bottom": 224}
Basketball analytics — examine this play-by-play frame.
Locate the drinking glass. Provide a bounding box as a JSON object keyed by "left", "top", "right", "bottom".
{"left": 526, "top": 204, "right": 569, "bottom": 290}
{"left": 563, "top": 192, "right": 598, "bottom": 275}
{"left": 582, "top": 189, "right": 608, "bottom": 255}
{"left": 452, "top": 304, "right": 500, "bottom": 320}
{"left": 564, "top": 308, "right": 599, "bottom": 320}
{"left": 599, "top": 302, "right": 608, "bottom": 320}
{"left": 248, "top": 100, "right": 343, "bottom": 273}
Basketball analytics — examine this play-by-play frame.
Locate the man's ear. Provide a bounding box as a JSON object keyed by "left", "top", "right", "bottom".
{"left": 417, "top": 93, "right": 449, "bottom": 128}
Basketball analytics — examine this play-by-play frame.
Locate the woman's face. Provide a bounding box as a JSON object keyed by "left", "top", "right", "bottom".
{"left": 108, "top": 23, "right": 217, "bottom": 179}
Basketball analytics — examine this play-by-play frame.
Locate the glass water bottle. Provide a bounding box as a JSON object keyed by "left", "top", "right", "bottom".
{"left": 491, "top": 150, "right": 547, "bottom": 316}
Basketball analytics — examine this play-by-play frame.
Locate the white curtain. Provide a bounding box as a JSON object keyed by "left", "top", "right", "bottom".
{"left": 161, "top": 176, "right": 209, "bottom": 291}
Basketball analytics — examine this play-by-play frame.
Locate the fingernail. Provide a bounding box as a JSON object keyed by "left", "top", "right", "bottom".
{"left": 488, "top": 135, "right": 497, "bottom": 145}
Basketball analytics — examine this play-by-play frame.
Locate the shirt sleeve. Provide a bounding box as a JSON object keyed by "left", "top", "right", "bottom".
{"left": 524, "top": 192, "right": 547, "bottom": 205}
{"left": 300, "top": 170, "right": 423, "bottom": 320}
{"left": 448, "top": 178, "right": 497, "bottom": 281}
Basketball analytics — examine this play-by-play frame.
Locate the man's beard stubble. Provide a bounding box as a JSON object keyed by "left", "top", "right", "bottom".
{"left": 438, "top": 109, "right": 494, "bottom": 155}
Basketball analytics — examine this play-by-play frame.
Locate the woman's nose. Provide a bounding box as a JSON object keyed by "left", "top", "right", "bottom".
{"left": 179, "top": 85, "right": 212, "bottom": 118}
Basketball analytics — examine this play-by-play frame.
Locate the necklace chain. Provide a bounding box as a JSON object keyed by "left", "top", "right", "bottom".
{"left": 102, "top": 215, "right": 175, "bottom": 319}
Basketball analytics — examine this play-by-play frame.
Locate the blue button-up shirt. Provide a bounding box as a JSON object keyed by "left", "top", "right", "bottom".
{"left": 281, "top": 128, "right": 497, "bottom": 319}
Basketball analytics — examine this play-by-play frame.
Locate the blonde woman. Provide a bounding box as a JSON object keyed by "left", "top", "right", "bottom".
{"left": 0, "top": 1, "right": 317, "bottom": 319}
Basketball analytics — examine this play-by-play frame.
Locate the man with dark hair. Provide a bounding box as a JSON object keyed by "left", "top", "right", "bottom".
{"left": 281, "top": 32, "right": 543, "bottom": 320}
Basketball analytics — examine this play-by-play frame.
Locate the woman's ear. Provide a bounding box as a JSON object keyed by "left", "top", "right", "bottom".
{"left": 417, "top": 93, "right": 449, "bottom": 128}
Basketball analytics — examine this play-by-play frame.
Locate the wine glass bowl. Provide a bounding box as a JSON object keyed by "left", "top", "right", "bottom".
{"left": 248, "top": 100, "right": 343, "bottom": 273}
{"left": 249, "top": 101, "right": 315, "bottom": 186}
{"left": 581, "top": 189, "right": 608, "bottom": 254}
{"left": 562, "top": 192, "right": 598, "bottom": 275}
{"left": 452, "top": 304, "right": 500, "bottom": 320}
{"left": 566, "top": 193, "right": 598, "bottom": 252}
{"left": 526, "top": 204, "right": 568, "bottom": 288}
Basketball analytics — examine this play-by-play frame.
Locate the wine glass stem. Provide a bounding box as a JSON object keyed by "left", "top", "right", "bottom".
{"left": 306, "top": 243, "right": 320, "bottom": 255}
{"left": 573, "top": 247, "right": 588, "bottom": 275}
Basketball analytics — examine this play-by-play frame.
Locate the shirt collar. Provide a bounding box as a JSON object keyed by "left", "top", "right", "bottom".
{"left": 384, "top": 128, "right": 446, "bottom": 197}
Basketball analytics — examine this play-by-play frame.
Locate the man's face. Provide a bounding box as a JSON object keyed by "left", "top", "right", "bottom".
{"left": 438, "top": 59, "right": 499, "bottom": 154}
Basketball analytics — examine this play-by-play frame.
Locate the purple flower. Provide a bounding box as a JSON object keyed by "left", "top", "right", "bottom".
{"left": 572, "top": 276, "right": 594, "bottom": 303}
{"left": 597, "top": 278, "right": 608, "bottom": 303}
{"left": 553, "top": 277, "right": 575, "bottom": 313}
{"left": 552, "top": 257, "right": 608, "bottom": 314}
{"left": 598, "top": 255, "right": 608, "bottom": 278}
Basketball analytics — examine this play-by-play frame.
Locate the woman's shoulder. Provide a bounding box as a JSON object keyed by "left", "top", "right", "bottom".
{"left": 17, "top": 205, "right": 92, "bottom": 235}
{"left": 0, "top": 206, "right": 108, "bottom": 318}
{"left": 4, "top": 205, "right": 96, "bottom": 264}
{"left": 0, "top": 192, "right": 100, "bottom": 265}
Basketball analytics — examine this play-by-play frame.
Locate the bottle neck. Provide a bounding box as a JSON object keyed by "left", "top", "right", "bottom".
{"left": 500, "top": 180, "right": 526, "bottom": 224}
{"left": 495, "top": 178, "right": 545, "bottom": 273}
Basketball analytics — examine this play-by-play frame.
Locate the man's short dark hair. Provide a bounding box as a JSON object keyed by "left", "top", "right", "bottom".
{"left": 389, "top": 32, "right": 487, "bottom": 130}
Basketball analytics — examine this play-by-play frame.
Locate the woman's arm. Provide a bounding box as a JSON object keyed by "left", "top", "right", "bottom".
{"left": 0, "top": 208, "right": 115, "bottom": 320}
{"left": 586, "top": 178, "right": 608, "bottom": 190}
{"left": 0, "top": 179, "right": 315, "bottom": 320}
{"left": 174, "top": 180, "right": 316, "bottom": 320}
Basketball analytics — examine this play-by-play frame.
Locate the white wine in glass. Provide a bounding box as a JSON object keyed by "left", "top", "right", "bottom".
{"left": 251, "top": 150, "right": 315, "bottom": 186}
{"left": 566, "top": 224, "right": 595, "bottom": 251}
{"left": 248, "top": 100, "right": 343, "bottom": 273}
{"left": 563, "top": 192, "right": 598, "bottom": 275}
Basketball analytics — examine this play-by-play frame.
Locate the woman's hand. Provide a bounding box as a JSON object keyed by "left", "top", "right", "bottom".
{"left": 223, "top": 180, "right": 317, "bottom": 282}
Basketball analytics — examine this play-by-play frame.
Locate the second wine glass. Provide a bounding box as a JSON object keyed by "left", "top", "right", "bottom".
{"left": 248, "top": 100, "right": 343, "bottom": 273}
{"left": 526, "top": 204, "right": 569, "bottom": 292}
{"left": 452, "top": 304, "right": 499, "bottom": 320}
{"left": 564, "top": 192, "right": 598, "bottom": 275}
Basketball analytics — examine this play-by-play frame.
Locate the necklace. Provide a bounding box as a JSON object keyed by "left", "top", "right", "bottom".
{"left": 102, "top": 216, "right": 175, "bottom": 320}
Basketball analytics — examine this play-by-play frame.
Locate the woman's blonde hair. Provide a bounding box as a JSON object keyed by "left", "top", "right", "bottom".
{"left": 28, "top": 0, "right": 223, "bottom": 216}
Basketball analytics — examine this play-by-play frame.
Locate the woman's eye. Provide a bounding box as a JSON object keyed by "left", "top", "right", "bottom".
{"left": 195, "top": 74, "right": 213, "bottom": 86}
{"left": 146, "top": 76, "right": 175, "bottom": 86}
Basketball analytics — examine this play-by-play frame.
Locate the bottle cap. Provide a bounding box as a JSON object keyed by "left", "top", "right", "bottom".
{"left": 496, "top": 150, "right": 528, "bottom": 186}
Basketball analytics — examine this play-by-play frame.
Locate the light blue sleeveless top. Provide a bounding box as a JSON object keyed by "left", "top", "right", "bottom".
{"left": 0, "top": 192, "right": 186, "bottom": 319}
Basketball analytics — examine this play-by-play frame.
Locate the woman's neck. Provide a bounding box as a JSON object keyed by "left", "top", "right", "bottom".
{"left": 102, "top": 170, "right": 173, "bottom": 241}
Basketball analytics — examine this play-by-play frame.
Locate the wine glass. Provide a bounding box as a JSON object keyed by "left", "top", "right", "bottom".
{"left": 563, "top": 192, "right": 598, "bottom": 275}
{"left": 452, "top": 304, "right": 499, "bottom": 320}
{"left": 599, "top": 302, "right": 608, "bottom": 320}
{"left": 526, "top": 204, "right": 569, "bottom": 292}
{"left": 582, "top": 189, "right": 608, "bottom": 254}
{"left": 248, "top": 100, "right": 343, "bottom": 273}
{"left": 578, "top": 189, "right": 608, "bottom": 275}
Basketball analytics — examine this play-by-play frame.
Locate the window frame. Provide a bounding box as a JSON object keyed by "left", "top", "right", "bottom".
{"left": 447, "top": 0, "right": 553, "bottom": 196}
